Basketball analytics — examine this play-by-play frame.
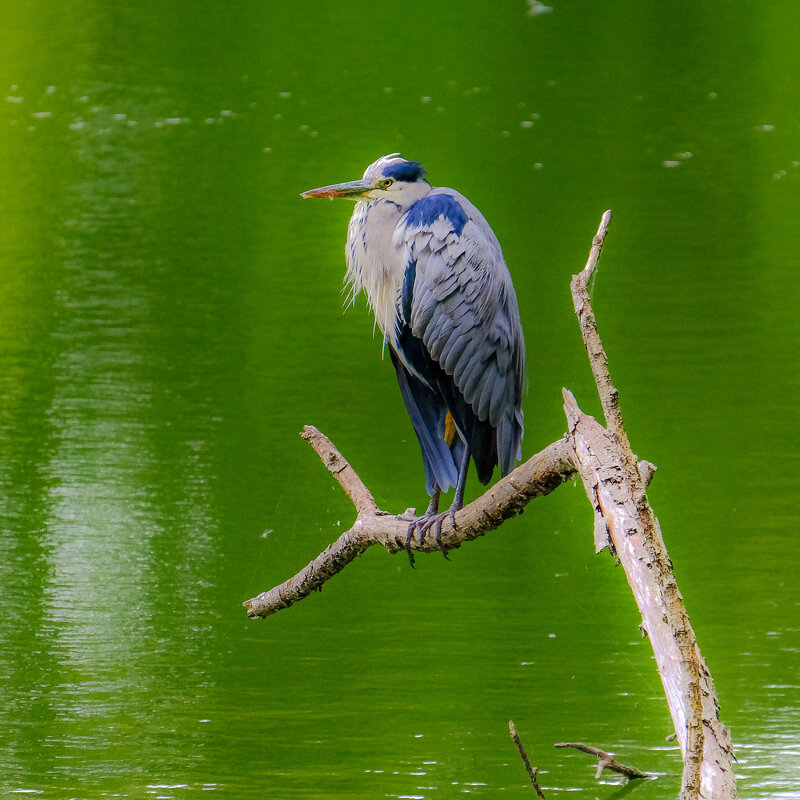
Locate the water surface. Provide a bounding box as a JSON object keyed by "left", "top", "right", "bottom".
{"left": 1, "top": 1, "right": 798, "bottom": 798}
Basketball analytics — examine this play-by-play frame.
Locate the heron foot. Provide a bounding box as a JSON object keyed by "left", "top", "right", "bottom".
{"left": 403, "top": 508, "right": 457, "bottom": 563}
{"left": 396, "top": 509, "right": 419, "bottom": 567}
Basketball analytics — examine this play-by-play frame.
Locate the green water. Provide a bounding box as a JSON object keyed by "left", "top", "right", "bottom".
{"left": 1, "top": 1, "right": 798, "bottom": 798}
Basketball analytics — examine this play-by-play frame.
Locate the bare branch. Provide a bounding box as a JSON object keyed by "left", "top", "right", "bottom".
{"left": 554, "top": 742, "right": 649, "bottom": 780}
{"left": 244, "top": 526, "right": 372, "bottom": 618}
{"left": 565, "top": 212, "right": 736, "bottom": 800}
{"left": 569, "top": 209, "right": 628, "bottom": 443}
{"left": 300, "top": 425, "right": 378, "bottom": 515}
{"left": 243, "top": 437, "right": 576, "bottom": 618}
{"left": 510, "top": 721, "right": 546, "bottom": 798}
{"left": 579, "top": 208, "right": 613, "bottom": 286}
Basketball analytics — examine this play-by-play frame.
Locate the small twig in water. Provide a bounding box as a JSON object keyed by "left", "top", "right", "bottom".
{"left": 554, "top": 742, "right": 649, "bottom": 781}
{"left": 509, "top": 720, "right": 546, "bottom": 798}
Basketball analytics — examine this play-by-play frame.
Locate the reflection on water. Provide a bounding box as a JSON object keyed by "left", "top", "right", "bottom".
{"left": 0, "top": 69, "right": 227, "bottom": 793}
{"left": 1, "top": 0, "right": 799, "bottom": 797}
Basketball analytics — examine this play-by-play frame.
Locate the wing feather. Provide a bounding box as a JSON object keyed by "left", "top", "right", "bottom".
{"left": 395, "top": 190, "right": 526, "bottom": 478}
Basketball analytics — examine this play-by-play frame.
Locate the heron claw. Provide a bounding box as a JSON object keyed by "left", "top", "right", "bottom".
{"left": 432, "top": 515, "right": 451, "bottom": 560}
{"left": 404, "top": 522, "right": 417, "bottom": 568}
{"left": 403, "top": 510, "right": 454, "bottom": 563}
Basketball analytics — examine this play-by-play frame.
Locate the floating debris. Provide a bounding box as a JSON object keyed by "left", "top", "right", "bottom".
{"left": 528, "top": 0, "right": 553, "bottom": 15}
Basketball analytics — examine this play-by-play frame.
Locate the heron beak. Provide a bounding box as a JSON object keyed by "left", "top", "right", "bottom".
{"left": 300, "top": 179, "right": 373, "bottom": 200}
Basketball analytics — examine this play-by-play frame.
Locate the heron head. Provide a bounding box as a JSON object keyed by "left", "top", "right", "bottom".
{"left": 301, "top": 154, "right": 430, "bottom": 206}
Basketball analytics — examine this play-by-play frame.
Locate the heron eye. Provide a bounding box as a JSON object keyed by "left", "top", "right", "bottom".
{"left": 380, "top": 178, "right": 394, "bottom": 189}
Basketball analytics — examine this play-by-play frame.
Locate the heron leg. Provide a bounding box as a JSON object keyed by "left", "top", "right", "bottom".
{"left": 449, "top": 443, "right": 471, "bottom": 525}
{"left": 432, "top": 443, "right": 471, "bottom": 556}
{"left": 403, "top": 443, "right": 472, "bottom": 562}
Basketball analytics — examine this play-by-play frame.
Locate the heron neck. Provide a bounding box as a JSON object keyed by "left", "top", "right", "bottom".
{"left": 344, "top": 199, "right": 406, "bottom": 346}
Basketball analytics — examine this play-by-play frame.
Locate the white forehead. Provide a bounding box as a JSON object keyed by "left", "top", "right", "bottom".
{"left": 362, "top": 153, "right": 404, "bottom": 180}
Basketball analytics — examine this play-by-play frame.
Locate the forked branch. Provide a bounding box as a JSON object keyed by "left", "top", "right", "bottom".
{"left": 244, "top": 435, "right": 575, "bottom": 618}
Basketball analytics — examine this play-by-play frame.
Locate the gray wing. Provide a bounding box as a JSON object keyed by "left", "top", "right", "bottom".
{"left": 394, "top": 190, "right": 525, "bottom": 469}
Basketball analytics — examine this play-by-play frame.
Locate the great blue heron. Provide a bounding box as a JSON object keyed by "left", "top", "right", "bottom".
{"left": 302, "top": 154, "right": 526, "bottom": 555}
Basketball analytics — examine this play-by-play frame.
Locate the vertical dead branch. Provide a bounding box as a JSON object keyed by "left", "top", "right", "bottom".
{"left": 565, "top": 212, "right": 737, "bottom": 800}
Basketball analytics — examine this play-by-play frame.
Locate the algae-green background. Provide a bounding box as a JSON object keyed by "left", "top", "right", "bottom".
{"left": 1, "top": 2, "right": 798, "bottom": 797}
